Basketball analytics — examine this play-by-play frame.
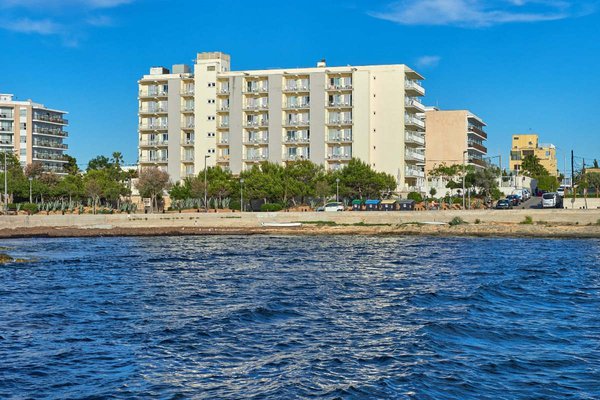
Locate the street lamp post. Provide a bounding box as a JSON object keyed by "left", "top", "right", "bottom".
{"left": 29, "top": 177, "right": 33, "bottom": 203}
{"left": 3, "top": 151, "right": 7, "bottom": 213}
{"left": 240, "top": 178, "right": 244, "bottom": 212}
{"left": 336, "top": 178, "right": 340, "bottom": 203}
{"left": 204, "top": 155, "right": 210, "bottom": 212}
{"left": 462, "top": 150, "right": 468, "bottom": 210}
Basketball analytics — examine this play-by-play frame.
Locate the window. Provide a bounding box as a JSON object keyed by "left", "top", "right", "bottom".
{"left": 20, "top": 149, "right": 26, "bottom": 155}
{"left": 207, "top": 66, "right": 216, "bottom": 71}
{"left": 19, "top": 109, "right": 26, "bottom": 117}
{"left": 21, "top": 136, "right": 26, "bottom": 143}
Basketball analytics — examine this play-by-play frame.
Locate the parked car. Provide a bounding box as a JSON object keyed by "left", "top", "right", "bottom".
{"left": 495, "top": 199, "right": 513, "bottom": 209}
{"left": 541, "top": 192, "right": 563, "bottom": 208}
{"left": 557, "top": 187, "right": 565, "bottom": 197}
{"left": 506, "top": 195, "right": 521, "bottom": 206}
{"left": 512, "top": 189, "right": 530, "bottom": 202}
{"left": 522, "top": 189, "right": 531, "bottom": 201}
{"left": 323, "top": 202, "right": 344, "bottom": 212}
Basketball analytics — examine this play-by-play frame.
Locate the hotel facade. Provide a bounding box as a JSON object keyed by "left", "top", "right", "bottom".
{"left": 510, "top": 134, "right": 557, "bottom": 176}
{"left": 138, "top": 52, "right": 426, "bottom": 191}
{"left": 0, "top": 94, "right": 69, "bottom": 174}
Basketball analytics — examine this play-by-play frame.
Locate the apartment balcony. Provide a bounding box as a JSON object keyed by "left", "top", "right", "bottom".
{"left": 283, "top": 103, "right": 310, "bottom": 110}
{"left": 182, "top": 106, "right": 195, "bottom": 114}
{"left": 243, "top": 121, "right": 269, "bottom": 129}
{"left": 244, "top": 104, "right": 269, "bottom": 112}
{"left": 283, "top": 154, "right": 309, "bottom": 161}
{"left": 139, "top": 140, "right": 168, "bottom": 147}
{"left": 284, "top": 137, "right": 311, "bottom": 145}
{"left": 326, "top": 136, "right": 352, "bottom": 144}
{"left": 404, "top": 80, "right": 425, "bottom": 96}
{"left": 327, "top": 153, "right": 352, "bottom": 161}
{"left": 405, "top": 167, "right": 425, "bottom": 178}
{"left": 468, "top": 141, "right": 488, "bottom": 154}
{"left": 216, "top": 155, "right": 230, "bottom": 163}
{"left": 243, "top": 87, "right": 269, "bottom": 95}
{"left": 139, "top": 91, "right": 168, "bottom": 99}
{"left": 182, "top": 139, "right": 195, "bottom": 146}
{"left": 41, "top": 165, "right": 66, "bottom": 174}
{"left": 32, "top": 127, "right": 68, "bottom": 137}
{"left": 326, "top": 84, "right": 353, "bottom": 91}
{"left": 404, "top": 115, "right": 425, "bottom": 129}
{"left": 0, "top": 140, "right": 14, "bottom": 147}
{"left": 405, "top": 149, "right": 425, "bottom": 163}
{"left": 243, "top": 154, "right": 269, "bottom": 163}
{"left": 405, "top": 131, "right": 425, "bottom": 146}
{"left": 217, "top": 138, "right": 229, "bottom": 146}
{"left": 0, "top": 112, "right": 14, "bottom": 119}
{"left": 181, "top": 90, "right": 195, "bottom": 97}
{"left": 217, "top": 121, "right": 230, "bottom": 130}
{"left": 468, "top": 124, "right": 488, "bottom": 139}
{"left": 217, "top": 88, "right": 230, "bottom": 96}
{"left": 139, "top": 124, "right": 168, "bottom": 131}
{"left": 243, "top": 137, "right": 269, "bottom": 146}
{"left": 33, "top": 153, "right": 68, "bottom": 162}
{"left": 182, "top": 123, "right": 195, "bottom": 130}
{"left": 0, "top": 126, "right": 14, "bottom": 133}
{"left": 326, "top": 119, "right": 352, "bottom": 126}
{"left": 33, "top": 114, "right": 68, "bottom": 125}
{"left": 469, "top": 158, "right": 487, "bottom": 168}
{"left": 139, "top": 107, "right": 167, "bottom": 115}
{"left": 216, "top": 106, "right": 230, "bottom": 114}
{"left": 326, "top": 102, "right": 352, "bottom": 110}
{"left": 32, "top": 141, "right": 68, "bottom": 150}
{"left": 405, "top": 98, "right": 426, "bottom": 112}
{"left": 283, "top": 85, "right": 309, "bottom": 93}
{"left": 182, "top": 156, "right": 195, "bottom": 163}
{"left": 139, "top": 156, "right": 168, "bottom": 163}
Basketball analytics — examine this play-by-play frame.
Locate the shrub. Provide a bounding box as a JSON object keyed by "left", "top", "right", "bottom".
{"left": 407, "top": 192, "right": 423, "bottom": 202}
{"left": 260, "top": 203, "right": 283, "bottom": 212}
{"left": 20, "top": 203, "right": 38, "bottom": 215}
{"left": 520, "top": 216, "right": 533, "bottom": 225}
{"left": 474, "top": 218, "right": 481, "bottom": 224}
{"left": 449, "top": 216, "right": 468, "bottom": 226}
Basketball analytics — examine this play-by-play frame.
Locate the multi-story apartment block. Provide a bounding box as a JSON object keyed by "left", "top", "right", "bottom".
{"left": 510, "top": 134, "right": 557, "bottom": 175}
{"left": 138, "top": 52, "right": 426, "bottom": 191}
{"left": 424, "top": 108, "right": 488, "bottom": 173}
{"left": 0, "top": 94, "right": 69, "bottom": 174}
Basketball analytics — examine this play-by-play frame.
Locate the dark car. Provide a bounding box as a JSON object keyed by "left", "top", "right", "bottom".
{"left": 506, "top": 195, "right": 521, "bottom": 206}
{"left": 495, "top": 199, "right": 513, "bottom": 209}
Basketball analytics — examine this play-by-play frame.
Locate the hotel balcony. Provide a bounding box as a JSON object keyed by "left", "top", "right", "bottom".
{"left": 33, "top": 114, "right": 68, "bottom": 125}
{"left": 404, "top": 98, "right": 426, "bottom": 113}
{"left": 468, "top": 141, "right": 488, "bottom": 154}
{"left": 468, "top": 124, "right": 488, "bottom": 139}
{"left": 327, "top": 153, "right": 352, "bottom": 161}
{"left": 181, "top": 89, "right": 195, "bottom": 97}
{"left": 243, "top": 154, "right": 269, "bottom": 163}
{"left": 182, "top": 155, "right": 194, "bottom": 163}
{"left": 0, "top": 126, "right": 14, "bottom": 133}
{"left": 469, "top": 158, "right": 487, "bottom": 168}
{"left": 216, "top": 105, "right": 230, "bottom": 113}
{"left": 0, "top": 112, "right": 14, "bottom": 119}
{"left": 326, "top": 101, "right": 353, "bottom": 110}
{"left": 182, "top": 123, "right": 195, "bottom": 130}
{"left": 182, "top": 139, "right": 195, "bottom": 146}
{"left": 243, "top": 86, "right": 269, "bottom": 95}
{"left": 139, "top": 156, "right": 168, "bottom": 163}
{"left": 139, "top": 107, "right": 167, "bottom": 115}
{"left": 217, "top": 138, "right": 229, "bottom": 146}
{"left": 283, "top": 103, "right": 310, "bottom": 110}
{"left": 405, "top": 149, "right": 425, "bottom": 163}
{"left": 182, "top": 106, "right": 195, "bottom": 114}
{"left": 139, "top": 124, "right": 168, "bottom": 131}
{"left": 217, "top": 121, "right": 230, "bottom": 129}
{"left": 244, "top": 120, "right": 269, "bottom": 129}
{"left": 33, "top": 152, "right": 68, "bottom": 162}
{"left": 405, "top": 167, "right": 425, "bottom": 178}
{"left": 405, "top": 131, "right": 425, "bottom": 146}
{"left": 283, "top": 154, "right": 309, "bottom": 161}
{"left": 404, "top": 80, "right": 425, "bottom": 96}
{"left": 217, "top": 88, "right": 230, "bottom": 96}
{"left": 41, "top": 164, "right": 66, "bottom": 174}
{"left": 243, "top": 137, "right": 269, "bottom": 146}
{"left": 326, "top": 83, "right": 353, "bottom": 91}
{"left": 405, "top": 115, "right": 425, "bottom": 129}
{"left": 284, "top": 137, "right": 311, "bottom": 145}
{"left": 243, "top": 104, "right": 269, "bottom": 112}
{"left": 32, "top": 140, "right": 68, "bottom": 150}
{"left": 216, "top": 155, "right": 230, "bottom": 163}
{"left": 326, "top": 136, "right": 352, "bottom": 144}
{"left": 139, "top": 140, "right": 168, "bottom": 147}
{"left": 139, "top": 91, "right": 168, "bottom": 99}
{"left": 326, "top": 119, "right": 352, "bottom": 127}
{"left": 32, "top": 127, "right": 68, "bottom": 137}
{"left": 0, "top": 139, "right": 14, "bottom": 147}
{"left": 283, "top": 85, "right": 309, "bottom": 93}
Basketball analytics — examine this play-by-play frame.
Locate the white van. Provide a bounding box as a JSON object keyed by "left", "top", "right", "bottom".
{"left": 542, "top": 192, "right": 563, "bottom": 208}
{"left": 512, "top": 189, "right": 529, "bottom": 201}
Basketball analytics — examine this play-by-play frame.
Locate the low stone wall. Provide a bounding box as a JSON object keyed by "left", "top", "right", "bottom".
{"left": 2, "top": 208, "right": 600, "bottom": 232}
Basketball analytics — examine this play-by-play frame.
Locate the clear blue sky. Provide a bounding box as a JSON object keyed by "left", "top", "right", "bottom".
{"left": 1, "top": 0, "right": 598, "bottom": 173}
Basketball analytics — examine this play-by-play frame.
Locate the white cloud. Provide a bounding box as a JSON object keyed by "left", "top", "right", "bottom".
{"left": 370, "top": 0, "right": 595, "bottom": 27}
{"left": 3, "top": 18, "right": 62, "bottom": 35}
{"left": 416, "top": 55, "right": 442, "bottom": 68}
{"left": 0, "top": 0, "right": 133, "bottom": 10}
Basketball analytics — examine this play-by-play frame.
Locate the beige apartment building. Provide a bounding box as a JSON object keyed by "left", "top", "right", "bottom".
{"left": 138, "top": 52, "right": 426, "bottom": 191}
{"left": 424, "top": 108, "right": 488, "bottom": 173}
{"left": 510, "top": 134, "right": 557, "bottom": 175}
{"left": 0, "top": 94, "right": 69, "bottom": 174}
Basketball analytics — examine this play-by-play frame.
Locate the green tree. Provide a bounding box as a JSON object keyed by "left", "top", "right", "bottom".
{"left": 333, "top": 158, "right": 395, "bottom": 199}
{"left": 586, "top": 172, "right": 600, "bottom": 197}
{"left": 63, "top": 154, "right": 79, "bottom": 175}
{"left": 56, "top": 174, "right": 84, "bottom": 203}
{"left": 521, "top": 154, "right": 549, "bottom": 177}
{"left": 137, "top": 167, "right": 171, "bottom": 212}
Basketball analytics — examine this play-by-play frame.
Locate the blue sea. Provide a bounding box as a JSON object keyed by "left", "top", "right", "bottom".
{"left": 1, "top": 236, "right": 599, "bottom": 399}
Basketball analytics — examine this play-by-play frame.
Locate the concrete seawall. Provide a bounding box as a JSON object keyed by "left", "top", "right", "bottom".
{"left": 1, "top": 209, "right": 600, "bottom": 231}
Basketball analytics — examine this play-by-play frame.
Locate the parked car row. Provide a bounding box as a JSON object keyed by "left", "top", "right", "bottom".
{"left": 316, "top": 199, "right": 417, "bottom": 212}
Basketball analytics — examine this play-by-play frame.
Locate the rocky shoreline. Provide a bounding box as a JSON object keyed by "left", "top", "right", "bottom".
{"left": 2, "top": 222, "right": 600, "bottom": 239}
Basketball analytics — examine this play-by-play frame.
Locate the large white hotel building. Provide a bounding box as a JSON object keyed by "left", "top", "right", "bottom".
{"left": 138, "top": 52, "right": 426, "bottom": 191}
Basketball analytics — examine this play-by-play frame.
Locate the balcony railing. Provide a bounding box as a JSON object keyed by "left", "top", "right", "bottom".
{"left": 140, "top": 156, "right": 168, "bottom": 163}
{"left": 140, "top": 124, "right": 168, "bottom": 130}
{"left": 33, "top": 141, "right": 68, "bottom": 150}
{"left": 244, "top": 104, "right": 269, "bottom": 111}
{"left": 284, "top": 137, "right": 311, "bottom": 144}
{"left": 217, "top": 88, "right": 230, "bottom": 95}
{"left": 182, "top": 106, "right": 195, "bottom": 113}
{"left": 327, "top": 153, "right": 352, "bottom": 160}
{"left": 139, "top": 140, "right": 168, "bottom": 146}
{"left": 283, "top": 85, "right": 309, "bottom": 92}
{"left": 33, "top": 114, "right": 68, "bottom": 125}
{"left": 468, "top": 124, "right": 488, "bottom": 139}
{"left": 284, "top": 103, "right": 310, "bottom": 109}
{"left": 469, "top": 158, "right": 487, "bottom": 167}
{"left": 468, "top": 141, "right": 487, "bottom": 153}
{"left": 182, "top": 156, "right": 195, "bottom": 162}
{"left": 284, "top": 154, "right": 309, "bottom": 161}
{"left": 405, "top": 131, "right": 425, "bottom": 146}
{"left": 405, "top": 167, "right": 425, "bottom": 178}
{"left": 327, "top": 101, "right": 352, "bottom": 108}
{"left": 405, "top": 98, "right": 425, "bottom": 112}
{"left": 327, "top": 119, "right": 352, "bottom": 125}
{"left": 243, "top": 86, "right": 269, "bottom": 94}
{"left": 32, "top": 127, "right": 68, "bottom": 137}
{"left": 181, "top": 89, "right": 195, "bottom": 96}
{"left": 405, "top": 80, "right": 425, "bottom": 95}
{"left": 0, "top": 140, "right": 14, "bottom": 146}
{"left": 183, "top": 139, "right": 195, "bottom": 145}
{"left": 140, "top": 107, "right": 167, "bottom": 114}
{"left": 405, "top": 149, "right": 425, "bottom": 162}
{"left": 0, "top": 112, "right": 14, "bottom": 119}
{"left": 217, "top": 105, "right": 230, "bottom": 112}
{"left": 327, "top": 84, "right": 353, "bottom": 90}
{"left": 244, "top": 121, "right": 269, "bottom": 127}
{"left": 404, "top": 115, "right": 425, "bottom": 129}
{"left": 33, "top": 153, "right": 68, "bottom": 162}
{"left": 41, "top": 165, "right": 65, "bottom": 174}
{"left": 284, "top": 120, "right": 310, "bottom": 127}
{"left": 244, "top": 137, "right": 269, "bottom": 145}
{"left": 326, "top": 136, "right": 352, "bottom": 143}
{"left": 0, "top": 126, "right": 13, "bottom": 133}
{"left": 218, "top": 138, "right": 229, "bottom": 145}
{"left": 216, "top": 155, "right": 230, "bottom": 163}
{"left": 243, "top": 154, "right": 269, "bottom": 162}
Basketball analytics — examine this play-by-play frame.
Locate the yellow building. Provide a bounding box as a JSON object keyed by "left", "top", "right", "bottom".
{"left": 510, "top": 134, "right": 557, "bottom": 176}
